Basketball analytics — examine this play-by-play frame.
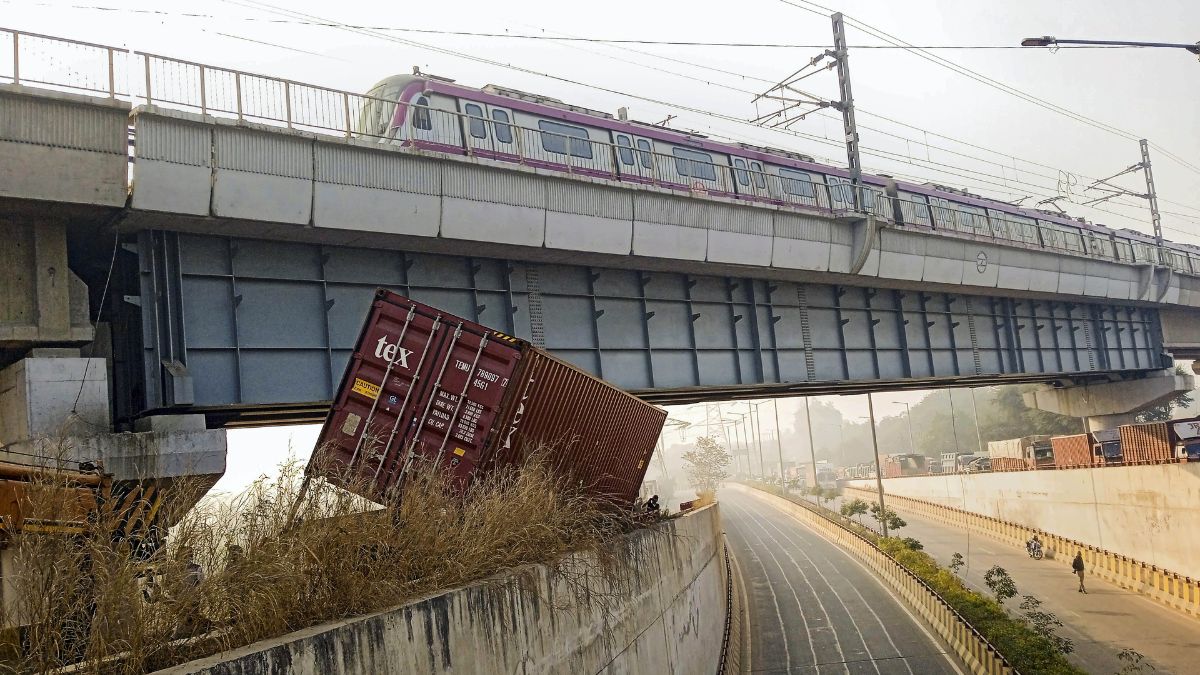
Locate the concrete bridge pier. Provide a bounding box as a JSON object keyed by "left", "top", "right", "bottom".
{"left": 1, "top": 212, "right": 227, "bottom": 531}
{"left": 1023, "top": 368, "right": 1196, "bottom": 431}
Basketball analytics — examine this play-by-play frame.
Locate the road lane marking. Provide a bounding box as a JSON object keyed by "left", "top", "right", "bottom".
{"left": 734, "top": 488, "right": 967, "bottom": 675}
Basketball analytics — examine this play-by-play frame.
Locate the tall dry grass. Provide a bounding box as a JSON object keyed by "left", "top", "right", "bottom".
{"left": 0, "top": 449, "right": 644, "bottom": 674}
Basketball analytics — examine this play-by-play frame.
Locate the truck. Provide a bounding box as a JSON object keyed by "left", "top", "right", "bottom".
{"left": 883, "top": 453, "right": 927, "bottom": 478}
{"left": 1118, "top": 418, "right": 1200, "bottom": 464}
{"left": 1050, "top": 434, "right": 1096, "bottom": 469}
{"left": 988, "top": 435, "right": 1052, "bottom": 470}
{"left": 308, "top": 290, "right": 668, "bottom": 506}
{"left": 939, "top": 451, "right": 971, "bottom": 474}
{"left": 1092, "top": 428, "right": 1123, "bottom": 464}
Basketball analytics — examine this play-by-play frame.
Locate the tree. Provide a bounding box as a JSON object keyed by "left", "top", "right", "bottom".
{"left": 1135, "top": 391, "right": 1195, "bottom": 423}
{"left": 869, "top": 502, "right": 907, "bottom": 533}
{"left": 840, "top": 498, "right": 869, "bottom": 525}
{"left": 949, "top": 552, "right": 965, "bottom": 576}
{"left": 901, "top": 537, "right": 923, "bottom": 551}
{"left": 984, "top": 565, "right": 1017, "bottom": 605}
{"left": 681, "top": 436, "right": 731, "bottom": 493}
{"left": 1020, "top": 595, "right": 1073, "bottom": 655}
{"left": 1117, "top": 649, "right": 1155, "bottom": 674}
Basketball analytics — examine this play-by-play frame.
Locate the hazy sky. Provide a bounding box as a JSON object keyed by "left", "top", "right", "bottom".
{"left": 7, "top": 0, "right": 1197, "bottom": 492}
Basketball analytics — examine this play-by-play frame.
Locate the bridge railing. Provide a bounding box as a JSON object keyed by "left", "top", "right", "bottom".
{"left": 0, "top": 27, "right": 126, "bottom": 97}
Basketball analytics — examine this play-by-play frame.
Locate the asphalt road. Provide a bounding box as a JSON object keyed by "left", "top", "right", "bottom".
{"left": 722, "top": 487, "right": 963, "bottom": 675}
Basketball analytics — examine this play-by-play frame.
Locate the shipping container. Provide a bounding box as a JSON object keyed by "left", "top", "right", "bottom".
{"left": 883, "top": 453, "right": 927, "bottom": 478}
{"left": 310, "top": 290, "right": 667, "bottom": 506}
{"left": 1050, "top": 434, "right": 1095, "bottom": 469}
{"left": 987, "top": 438, "right": 1023, "bottom": 460}
{"left": 1118, "top": 422, "right": 1172, "bottom": 464}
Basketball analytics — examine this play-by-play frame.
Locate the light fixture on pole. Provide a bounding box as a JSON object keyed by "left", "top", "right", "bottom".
{"left": 1021, "top": 36, "right": 1200, "bottom": 56}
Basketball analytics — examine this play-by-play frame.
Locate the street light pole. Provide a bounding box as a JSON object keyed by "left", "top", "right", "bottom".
{"left": 867, "top": 393, "right": 889, "bottom": 538}
{"left": 773, "top": 399, "right": 787, "bottom": 490}
{"left": 804, "top": 397, "right": 819, "bottom": 490}
{"left": 1021, "top": 36, "right": 1200, "bottom": 55}
{"left": 968, "top": 388, "right": 985, "bottom": 455}
{"left": 893, "top": 401, "right": 916, "bottom": 454}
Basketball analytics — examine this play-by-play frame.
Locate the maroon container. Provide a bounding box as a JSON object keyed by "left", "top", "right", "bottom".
{"left": 311, "top": 290, "right": 666, "bottom": 506}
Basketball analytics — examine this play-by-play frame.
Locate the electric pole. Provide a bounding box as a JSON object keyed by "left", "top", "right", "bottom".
{"left": 867, "top": 393, "right": 889, "bottom": 538}
{"left": 831, "top": 12, "right": 865, "bottom": 211}
{"left": 773, "top": 399, "right": 787, "bottom": 489}
{"left": 750, "top": 11, "right": 865, "bottom": 214}
{"left": 1140, "top": 139, "right": 1164, "bottom": 248}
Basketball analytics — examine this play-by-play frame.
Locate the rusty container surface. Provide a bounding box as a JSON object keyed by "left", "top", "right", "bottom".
{"left": 311, "top": 290, "right": 665, "bottom": 506}
{"left": 1118, "top": 422, "right": 1171, "bottom": 464}
{"left": 485, "top": 349, "right": 667, "bottom": 505}
{"left": 991, "top": 457, "right": 1027, "bottom": 472}
{"left": 1051, "top": 434, "right": 1094, "bottom": 468}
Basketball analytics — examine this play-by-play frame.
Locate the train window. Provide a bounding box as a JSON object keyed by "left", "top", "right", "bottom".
{"left": 538, "top": 120, "right": 592, "bottom": 158}
{"left": 491, "top": 109, "right": 513, "bottom": 144}
{"left": 636, "top": 139, "right": 653, "bottom": 168}
{"left": 956, "top": 204, "right": 988, "bottom": 230}
{"left": 672, "top": 148, "right": 717, "bottom": 181}
{"left": 464, "top": 103, "right": 487, "bottom": 139}
{"left": 898, "top": 192, "right": 931, "bottom": 225}
{"left": 413, "top": 96, "right": 432, "bottom": 131}
{"left": 1113, "top": 239, "right": 1133, "bottom": 261}
{"left": 615, "top": 135, "right": 635, "bottom": 165}
{"left": 750, "top": 162, "right": 767, "bottom": 188}
{"left": 733, "top": 158, "right": 750, "bottom": 186}
{"left": 779, "top": 168, "right": 816, "bottom": 198}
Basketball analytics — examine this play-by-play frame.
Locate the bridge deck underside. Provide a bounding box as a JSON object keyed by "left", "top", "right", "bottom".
{"left": 114, "top": 231, "right": 1165, "bottom": 426}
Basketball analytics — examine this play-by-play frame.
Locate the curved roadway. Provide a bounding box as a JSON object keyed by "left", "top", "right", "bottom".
{"left": 722, "top": 487, "right": 962, "bottom": 675}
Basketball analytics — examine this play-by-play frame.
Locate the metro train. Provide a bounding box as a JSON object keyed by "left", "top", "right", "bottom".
{"left": 358, "top": 70, "right": 1200, "bottom": 275}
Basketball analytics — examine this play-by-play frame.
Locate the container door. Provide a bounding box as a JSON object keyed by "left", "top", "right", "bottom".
{"left": 400, "top": 323, "right": 523, "bottom": 487}
{"left": 313, "top": 297, "right": 447, "bottom": 498}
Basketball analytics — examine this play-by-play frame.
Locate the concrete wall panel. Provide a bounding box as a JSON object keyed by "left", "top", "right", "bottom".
{"left": 545, "top": 211, "right": 632, "bottom": 254}
{"left": 212, "top": 171, "right": 312, "bottom": 224}
{"left": 922, "top": 237, "right": 967, "bottom": 285}
{"left": 313, "top": 184, "right": 439, "bottom": 237}
{"left": 707, "top": 230, "right": 772, "bottom": 266}
{"left": 132, "top": 159, "right": 211, "bottom": 215}
{"left": 632, "top": 221, "right": 707, "bottom": 261}
{"left": 442, "top": 198, "right": 544, "bottom": 247}
{"left": 154, "top": 505, "right": 725, "bottom": 675}
{"left": 772, "top": 236, "right": 831, "bottom": 271}
{"left": 851, "top": 464, "right": 1200, "bottom": 579}
{"left": 995, "top": 248, "right": 1032, "bottom": 291}
{"left": 878, "top": 230, "right": 926, "bottom": 281}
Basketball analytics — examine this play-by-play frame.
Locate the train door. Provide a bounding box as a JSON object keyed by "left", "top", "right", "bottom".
{"left": 612, "top": 131, "right": 656, "bottom": 181}
{"left": 731, "top": 157, "right": 770, "bottom": 200}
{"left": 460, "top": 100, "right": 518, "bottom": 160}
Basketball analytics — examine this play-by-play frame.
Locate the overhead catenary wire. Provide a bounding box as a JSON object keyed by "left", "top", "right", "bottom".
{"left": 2, "top": 2, "right": 1172, "bottom": 49}
{"left": 777, "top": 0, "right": 1200, "bottom": 181}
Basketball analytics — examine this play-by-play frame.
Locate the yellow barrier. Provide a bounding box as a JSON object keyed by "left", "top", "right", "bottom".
{"left": 842, "top": 485, "right": 1200, "bottom": 621}
{"left": 732, "top": 485, "right": 1015, "bottom": 675}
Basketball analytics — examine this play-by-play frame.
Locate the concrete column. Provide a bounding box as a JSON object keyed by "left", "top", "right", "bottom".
{"left": 1024, "top": 369, "right": 1195, "bottom": 429}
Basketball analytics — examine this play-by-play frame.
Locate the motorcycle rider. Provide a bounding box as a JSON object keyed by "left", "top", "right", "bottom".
{"left": 1026, "top": 534, "right": 1043, "bottom": 558}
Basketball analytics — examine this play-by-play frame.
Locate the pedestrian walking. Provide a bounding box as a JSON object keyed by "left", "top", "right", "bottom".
{"left": 1072, "top": 551, "right": 1087, "bottom": 593}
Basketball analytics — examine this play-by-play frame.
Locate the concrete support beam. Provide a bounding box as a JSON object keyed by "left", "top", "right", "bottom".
{"left": 1160, "top": 308, "right": 1200, "bottom": 359}
{"left": 0, "top": 353, "right": 109, "bottom": 446}
{"left": 0, "top": 218, "right": 94, "bottom": 348}
{"left": 1024, "top": 368, "right": 1196, "bottom": 431}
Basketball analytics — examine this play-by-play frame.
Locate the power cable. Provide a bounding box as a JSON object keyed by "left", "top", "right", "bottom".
{"left": 2, "top": 2, "right": 1167, "bottom": 49}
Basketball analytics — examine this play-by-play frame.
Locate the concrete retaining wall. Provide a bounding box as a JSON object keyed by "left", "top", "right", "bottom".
{"left": 846, "top": 462, "right": 1200, "bottom": 579}
{"left": 154, "top": 504, "right": 726, "bottom": 675}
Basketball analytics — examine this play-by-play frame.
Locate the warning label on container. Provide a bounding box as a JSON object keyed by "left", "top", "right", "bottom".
{"left": 341, "top": 412, "right": 361, "bottom": 436}
{"left": 352, "top": 378, "right": 380, "bottom": 400}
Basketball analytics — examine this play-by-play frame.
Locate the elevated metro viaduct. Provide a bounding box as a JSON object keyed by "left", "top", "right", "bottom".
{"left": 1, "top": 79, "right": 1196, "bottom": 498}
